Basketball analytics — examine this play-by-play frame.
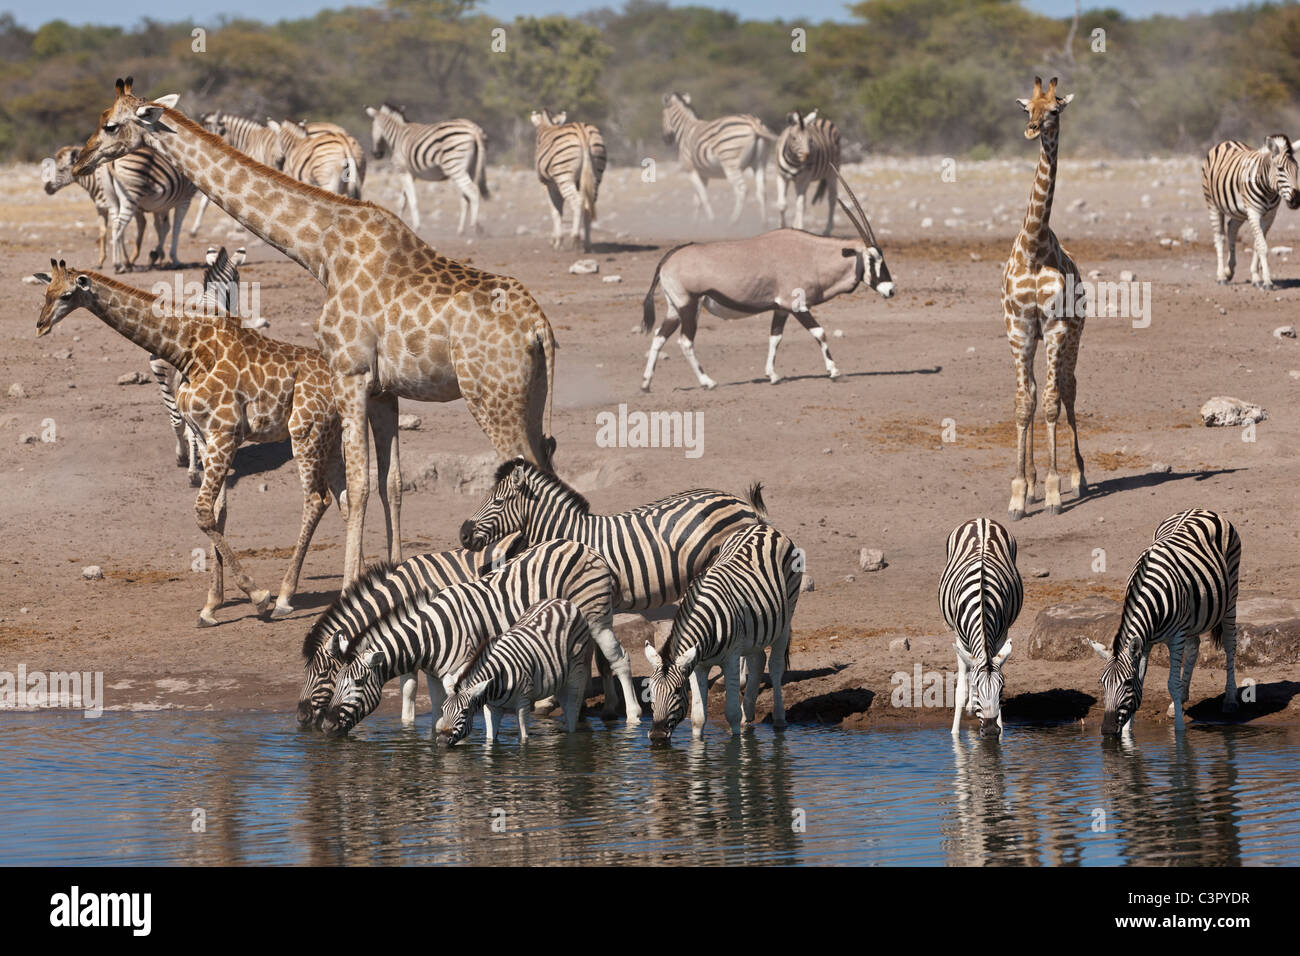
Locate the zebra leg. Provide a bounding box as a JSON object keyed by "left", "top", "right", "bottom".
{"left": 589, "top": 615, "right": 639, "bottom": 722}
{"left": 149, "top": 357, "right": 188, "bottom": 467}
{"left": 484, "top": 705, "right": 501, "bottom": 743}
{"left": 401, "top": 171, "right": 421, "bottom": 230}
{"left": 110, "top": 208, "right": 133, "bottom": 273}
{"left": 1249, "top": 207, "right": 1276, "bottom": 289}
{"left": 823, "top": 175, "right": 837, "bottom": 236}
{"left": 952, "top": 645, "right": 968, "bottom": 734}
{"left": 544, "top": 182, "right": 566, "bottom": 248}
{"left": 517, "top": 703, "right": 531, "bottom": 742}
{"left": 776, "top": 174, "right": 789, "bottom": 228}
{"left": 724, "top": 167, "right": 748, "bottom": 224}
{"left": 399, "top": 672, "right": 418, "bottom": 724}
{"left": 131, "top": 211, "right": 147, "bottom": 266}
{"left": 722, "top": 655, "right": 742, "bottom": 735}
{"left": 426, "top": 670, "right": 447, "bottom": 739}
{"left": 148, "top": 210, "right": 170, "bottom": 268}
{"left": 562, "top": 181, "right": 585, "bottom": 250}
{"left": 766, "top": 310, "right": 790, "bottom": 383}
{"left": 688, "top": 169, "right": 715, "bottom": 222}
{"left": 793, "top": 310, "right": 839, "bottom": 380}
{"left": 450, "top": 171, "right": 477, "bottom": 237}
{"left": 641, "top": 313, "right": 681, "bottom": 392}
{"left": 677, "top": 304, "right": 717, "bottom": 390}
{"left": 1170, "top": 633, "right": 1200, "bottom": 718}
{"left": 793, "top": 183, "right": 807, "bottom": 232}
{"left": 1223, "top": 218, "right": 1241, "bottom": 284}
{"left": 1208, "top": 206, "right": 1230, "bottom": 283}
{"left": 754, "top": 163, "right": 768, "bottom": 225}
{"left": 367, "top": 394, "right": 403, "bottom": 564}
{"left": 689, "top": 667, "right": 709, "bottom": 739}
{"left": 1221, "top": 585, "right": 1239, "bottom": 712}
{"left": 1166, "top": 637, "right": 1186, "bottom": 733}
{"left": 167, "top": 194, "right": 193, "bottom": 266}
{"left": 741, "top": 649, "right": 765, "bottom": 726}
{"left": 270, "top": 419, "right": 334, "bottom": 619}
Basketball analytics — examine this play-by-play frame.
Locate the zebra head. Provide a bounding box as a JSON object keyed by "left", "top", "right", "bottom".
{"left": 662, "top": 92, "right": 694, "bottom": 145}
{"left": 365, "top": 103, "right": 405, "bottom": 160}
{"left": 32, "top": 259, "right": 92, "bottom": 337}
{"left": 1091, "top": 636, "right": 1146, "bottom": 736}
{"left": 199, "top": 111, "right": 227, "bottom": 137}
{"left": 72, "top": 77, "right": 180, "bottom": 177}
{"left": 954, "top": 640, "right": 1013, "bottom": 736}
{"left": 435, "top": 657, "right": 492, "bottom": 746}
{"left": 782, "top": 110, "right": 814, "bottom": 166}
{"left": 530, "top": 109, "right": 567, "bottom": 129}
{"left": 1266, "top": 135, "right": 1300, "bottom": 209}
{"left": 320, "top": 642, "right": 387, "bottom": 738}
{"left": 298, "top": 630, "right": 350, "bottom": 729}
{"left": 644, "top": 641, "right": 697, "bottom": 742}
{"left": 1016, "top": 76, "right": 1073, "bottom": 142}
{"left": 42, "top": 146, "right": 81, "bottom": 195}
{"left": 460, "top": 459, "right": 534, "bottom": 550}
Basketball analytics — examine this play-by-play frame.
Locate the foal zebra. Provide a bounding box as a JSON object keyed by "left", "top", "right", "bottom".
{"left": 644, "top": 522, "right": 802, "bottom": 741}
{"left": 277, "top": 120, "right": 363, "bottom": 199}
{"left": 190, "top": 113, "right": 285, "bottom": 236}
{"left": 1090, "top": 509, "right": 1241, "bottom": 736}
{"left": 365, "top": 103, "right": 489, "bottom": 234}
{"left": 320, "top": 539, "right": 634, "bottom": 736}
{"left": 775, "top": 110, "right": 842, "bottom": 235}
{"left": 661, "top": 91, "right": 776, "bottom": 224}
{"left": 43, "top": 145, "right": 152, "bottom": 270}
{"left": 435, "top": 598, "right": 593, "bottom": 745}
{"left": 297, "top": 533, "right": 526, "bottom": 728}
{"left": 938, "top": 518, "right": 1024, "bottom": 736}
{"left": 531, "top": 109, "right": 606, "bottom": 252}
{"left": 1201, "top": 135, "right": 1300, "bottom": 290}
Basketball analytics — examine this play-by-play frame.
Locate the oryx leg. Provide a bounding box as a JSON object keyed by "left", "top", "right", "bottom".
{"left": 793, "top": 310, "right": 839, "bottom": 379}
{"left": 676, "top": 302, "right": 715, "bottom": 389}
{"left": 641, "top": 311, "right": 681, "bottom": 392}
{"left": 767, "top": 310, "right": 790, "bottom": 383}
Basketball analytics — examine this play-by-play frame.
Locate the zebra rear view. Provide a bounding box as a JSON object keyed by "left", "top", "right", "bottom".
{"left": 531, "top": 109, "right": 606, "bottom": 252}
{"left": 1201, "top": 135, "right": 1300, "bottom": 290}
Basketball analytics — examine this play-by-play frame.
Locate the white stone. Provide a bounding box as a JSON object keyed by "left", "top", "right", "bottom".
{"left": 858, "top": 548, "right": 886, "bottom": 572}
{"left": 1119, "top": 270, "right": 1136, "bottom": 282}
{"left": 568, "top": 259, "right": 599, "bottom": 274}
{"left": 397, "top": 413, "right": 422, "bottom": 430}
{"left": 1200, "top": 396, "right": 1267, "bottom": 427}
{"left": 82, "top": 566, "right": 104, "bottom": 580}
{"left": 7, "top": 383, "right": 25, "bottom": 399}
{"left": 1273, "top": 326, "right": 1296, "bottom": 339}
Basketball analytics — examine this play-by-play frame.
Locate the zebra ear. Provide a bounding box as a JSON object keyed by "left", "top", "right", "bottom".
{"left": 993, "top": 641, "right": 1012, "bottom": 667}
{"left": 1088, "top": 640, "right": 1112, "bottom": 662}
{"left": 953, "top": 642, "right": 973, "bottom": 667}
{"left": 673, "top": 645, "right": 698, "bottom": 672}
{"left": 643, "top": 642, "right": 662, "bottom": 669}
{"left": 364, "top": 651, "right": 384, "bottom": 670}
{"left": 365, "top": 106, "right": 376, "bottom": 118}
{"left": 231, "top": 247, "right": 247, "bottom": 267}
{"left": 803, "top": 109, "right": 818, "bottom": 124}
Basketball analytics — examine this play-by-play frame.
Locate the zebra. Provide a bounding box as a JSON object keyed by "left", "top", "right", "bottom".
{"left": 938, "top": 518, "right": 1024, "bottom": 737}
{"left": 774, "top": 110, "right": 842, "bottom": 235}
{"left": 459, "top": 459, "right": 764, "bottom": 612}
{"left": 661, "top": 91, "right": 777, "bottom": 224}
{"left": 435, "top": 598, "right": 594, "bottom": 745}
{"left": 1201, "top": 135, "right": 1300, "bottom": 290}
{"left": 189, "top": 113, "right": 286, "bottom": 236}
{"left": 1088, "top": 509, "right": 1241, "bottom": 737}
{"left": 644, "top": 522, "right": 802, "bottom": 742}
{"left": 102, "top": 145, "right": 195, "bottom": 272}
{"left": 530, "top": 108, "right": 606, "bottom": 252}
{"left": 42, "top": 145, "right": 155, "bottom": 270}
{"left": 277, "top": 119, "right": 364, "bottom": 199}
{"left": 365, "top": 103, "right": 489, "bottom": 234}
{"left": 320, "top": 539, "right": 635, "bottom": 736}
{"left": 297, "top": 532, "right": 527, "bottom": 728}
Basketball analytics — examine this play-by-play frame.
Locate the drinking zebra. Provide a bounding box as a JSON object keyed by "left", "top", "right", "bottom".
{"left": 320, "top": 539, "right": 633, "bottom": 736}
{"left": 297, "top": 533, "right": 526, "bottom": 728}
{"left": 644, "top": 522, "right": 802, "bottom": 741}
{"left": 661, "top": 91, "right": 776, "bottom": 224}
{"left": 530, "top": 109, "right": 606, "bottom": 252}
{"left": 938, "top": 518, "right": 1024, "bottom": 736}
{"left": 277, "top": 120, "right": 364, "bottom": 199}
{"left": 1201, "top": 135, "right": 1300, "bottom": 290}
{"left": 365, "top": 103, "right": 489, "bottom": 234}
{"left": 189, "top": 113, "right": 285, "bottom": 236}
{"left": 435, "top": 598, "right": 594, "bottom": 745}
{"left": 42, "top": 145, "right": 153, "bottom": 270}
{"left": 775, "top": 110, "right": 842, "bottom": 235}
{"left": 1089, "top": 509, "right": 1241, "bottom": 736}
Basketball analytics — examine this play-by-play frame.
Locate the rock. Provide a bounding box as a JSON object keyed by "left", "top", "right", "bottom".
{"left": 1200, "top": 396, "right": 1267, "bottom": 427}
{"left": 1119, "top": 270, "right": 1136, "bottom": 282}
{"left": 7, "top": 383, "right": 25, "bottom": 399}
{"left": 920, "top": 217, "right": 933, "bottom": 228}
{"left": 52, "top": 349, "right": 72, "bottom": 360}
{"left": 401, "top": 451, "right": 503, "bottom": 496}
{"left": 1069, "top": 198, "right": 1086, "bottom": 211}
{"left": 1028, "top": 568, "right": 1050, "bottom": 578}
{"left": 1087, "top": 269, "right": 1102, "bottom": 280}
{"left": 969, "top": 252, "right": 982, "bottom": 262}
{"left": 1027, "top": 597, "right": 1122, "bottom": 661}
{"left": 1273, "top": 326, "right": 1296, "bottom": 339}
{"left": 1271, "top": 246, "right": 1293, "bottom": 256}
{"left": 116, "top": 370, "right": 148, "bottom": 386}
{"left": 832, "top": 329, "right": 844, "bottom": 338}
{"left": 17, "top": 433, "right": 36, "bottom": 445}
{"left": 257, "top": 482, "right": 269, "bottom": 493}
{"left": 800, "top": 574, "right": 815, "bottom": 593}
{"left": 601, "top": 275, "right": 622, "bottom": 284}
{"left": 1159, "top": 237, "right": 1175, "bottom": 249}
{"left": 568, "top": 259, "right": 599, "bottom": 275}
{"left": 1181, "top": 227, "right": 1198, "bottom": 243}
{"left": 514, "top": 225, "right": 529, "bottom": 236}
{"left": 1218, "top": 307, "right": 1227, "bottom": 315}
{"left": 1230, "top": 597, "right": 1300, "bottom": 665}
{"left": 858, "top": 548, "right": 886, "bottom": 572}
{"left": 1150, "top": 462, "right": 1171, "bottom": 474}
{"left": 1290, "top": 370, "right": 1300, "bottom": 380}
{"left": 81, "top": 566, "right": 103, "bottom": 581}
{"left": 397, "top": 414, "right": 422, "bottom": 431}
{"left": 888, "top": 637, "right": 911, "bottom": 653}
{"left": 843, "top": 574, "right": 856, "bottom": 583}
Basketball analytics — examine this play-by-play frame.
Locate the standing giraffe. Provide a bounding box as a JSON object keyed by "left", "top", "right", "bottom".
{"left": 73, "top": 78, "right": 556, "bottom": 583}
{"left": 1001, "top": 77, "right": 1086, "bottom": 520}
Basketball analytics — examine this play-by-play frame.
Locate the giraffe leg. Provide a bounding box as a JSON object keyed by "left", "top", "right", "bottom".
{"left": 1040, "top": 328, "right": 1066, "bottom": 515}
{"left": 368, "top": 393, "right": 403, "bottom": 565}
{"left": 271, "top": 414, "right": 333, "bottom": 619}
{"left": 641, "top": 313, "right": 681, "bottom": 392}
{"left": 333, "top": 371, "right": 373, "bottom": 584}
{"left": 1007, "top": 329, "right": 1038, "bottom": 521}
{"left": 793, "top": 309, "right": 839, "bottom": 380}
{"left": 767, "top": 310, "right": 789, "bottom": 383}
{"left": 1061, "top": 354, "right": 1086, "bottom": 498}
{"left": 194, "top": 432, "right": 270, "bottom": 624}
{"left": 200, "top": 475, "right": 227, "bottom": 627}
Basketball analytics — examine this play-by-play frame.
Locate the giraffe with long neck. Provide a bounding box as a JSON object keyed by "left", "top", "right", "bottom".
{"left": 73, "top": 78, "right": 556, "bottom": 582}
{"left": 33, "top": 258, "right": 345, "bottom": 626}
{"left": 1000, "top": 76, "right": 1086, "bottom": 520}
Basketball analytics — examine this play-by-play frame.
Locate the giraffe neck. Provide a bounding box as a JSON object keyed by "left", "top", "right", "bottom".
{"left": 81, "top": 274, "right": 194, "bottom": 374}
{"left": 143, "top": 109, "right": 340, "bottom": 283}
{"left": 1019, "top": 129, "right": 1060, "bottom": 264}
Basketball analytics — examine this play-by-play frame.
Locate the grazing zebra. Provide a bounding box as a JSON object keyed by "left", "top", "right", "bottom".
{"left": 938, "top": 518, "right": 1024, "bottom": 736}
{"left": 1201, "top": 135, "right": 1300, "bottom": 290}
{"left": 459, "top": 459, "right": 763, "bottom": 612}
{"left": 297, "top": 532, "right": 527, "bottom": 728}
{"left": 365, "top": 103, "right": 488, "bottom": 234}
{"left": 435, "top": 598, "right": 594, "bottom": 745}
{"left": 661, "top": 91, "right": 776, "bottom": 224}
{"left": 530, "top": 108, "right": 606, "bottom": 252}
{"left": 277, "top": 120, "right": 364, "bottom": 199}
{"left": 1089, "top": 509, "right": 1241, "bottom": 736}
{"left": 775, "top": 110, "right": 842, "bottom": 235}
{"left": 319, "top": 539, "right": 635, "bottom": 736}
{"left": 644, "top": 522, "right": 802, "bottom": 741}
{"left": 189, "top": 113, "right": 285, "bottom": 236}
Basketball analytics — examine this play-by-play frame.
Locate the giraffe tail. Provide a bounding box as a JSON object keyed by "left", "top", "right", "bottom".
{"left": 535, "top": 313, "right": 557, "bottom": 469}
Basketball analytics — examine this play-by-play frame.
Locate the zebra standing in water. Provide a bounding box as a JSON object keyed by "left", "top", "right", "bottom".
{"left": 661, "top": 91, "right": 776, "bottom": 224}
{"left": 42, "top": 145, "right": 151, "bottom": 270}
{"left": 189, "top": 113, "right": 285, "bottom": 236}
{"left": 530, "top": 109, "right": 606, "bottom": 252}
{"left": 297, "top": 533, "right": 527, "bottom": 728}
{"left": 435, "top": 598, "right": 594, "bottom": 745}
{"left": 365, "top": 103, "right": 489, "bottom": 234}
{"left": 938, "top": 518, "right": 1024, "bottom": 736}
{"left": 1201, "top": 135, "right": 1300, "bottom": 290}
{"left": 644, "top": 522, "right": 802, "bottom": 742}
{"left": 320, "top": 539, "right": 634, "bottom": 736}
{"left": 1090, "top": 509, "right": 1241, "bottom": 737}
{"left": 277, "top": 120, "right": 364, "bottom": 199}
{"left": 774, "top": 110, "right": 842, "bottom": 235}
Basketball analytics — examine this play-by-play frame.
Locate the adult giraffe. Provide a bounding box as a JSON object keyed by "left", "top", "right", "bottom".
{"left": 1001, "top": 77, "right": 1086, "bottom": 521}
{"left": 74, "top": 78, "right": 556, "bottom": 581}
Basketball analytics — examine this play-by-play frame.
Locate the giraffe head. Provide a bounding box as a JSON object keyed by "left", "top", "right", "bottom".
{"left": 72, "top": 77, "right": 180, "bottom": 177}
{"left": 1264, "top": 134, "right": 1300, "bottom": 209}
{"left": 365, "top": 103, "right": 406, "bottom": 159}
{"left": 31, "top": 259, "right": 93, "bottom": 336}
{"left": 1016, "top": 76, "right": 1073, "bottom": 141}
{"left": 530, "top": 109, "right": 567, "bottom": 129}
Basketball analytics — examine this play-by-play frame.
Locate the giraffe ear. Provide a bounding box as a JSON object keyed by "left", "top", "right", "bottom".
{"left": 150, "top": 94, "right": 180, "bottom": 110}
{"left": 134, "top": 103, "right": 174, "bottom": 132}
{"left": 1016, "top": 98, "right": 1031, "bottom": 112}
{"left": 1056, "top": 93, "right": 1074, "bottom": 110}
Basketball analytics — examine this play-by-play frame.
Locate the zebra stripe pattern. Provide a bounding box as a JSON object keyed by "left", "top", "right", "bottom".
{"left": 191, "top": 113, "right": 286, "bottom": 235}
{"left": 277, "top": 120, "right": 364, "bottom": 199}
{"left": 42, "top": 145, "right": 152, "bottom": 270}
{"left": 531, "top": 109, "right": 606, "bottom": 252}
{"left": 366, "top": 103, "right": 488, "bottom": 233}
{"left": 100, "top": 146, "right": 195, "bottom": 272}
{"left": 297, "top": 533, "right": 526, "bottom": 727}
{"left": 774, "top": 110, "right": 842, "bottom": 235}
{"left": 644, "top": 522, "right": 802, "bottom": 741}
{"left": 661, "top": 91, "right": 776, "bottom": 223}
{"left": 459, "top": 459, "right": 763, "bottom": 611}
{"left": 1201, "top": 135, "right": 1300, "bottom": 289}
{"left": 1090, "top": 509, "right": 1241, "bottom": 736}
{"left": 938, "top": 518, "right": 1024, "bottom": 736}
{"left": 320, "top": 539, "right": 634, "bottom": 736}
{"left": 435, "top": 598, "right": 594, "bottom": 745}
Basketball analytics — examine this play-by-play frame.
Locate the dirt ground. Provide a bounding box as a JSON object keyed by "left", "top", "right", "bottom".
{"left": 1, "top": 153, "right": 1297, "bottom": 732}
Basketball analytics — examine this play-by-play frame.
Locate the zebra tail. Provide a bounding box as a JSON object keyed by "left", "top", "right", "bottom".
{"left": 746, "top": 481, "right": 768, "bottom": 519}
{"left": 811, "top": 179, "right": 827, "bottom": 206}
{"left": 474, "top": 128, "right": 490, "bottom": 199}
{"left": 1211, "top": 620, "right": 1225, "bottom": 650}
{"left": 578, "top": 133, "right": 597, "bottom": 220}
{"left": 642, "top": 243, "right": 692, "bottom": 333}
{"left": 342, "top": 154, "right": 360, "bottom": 199}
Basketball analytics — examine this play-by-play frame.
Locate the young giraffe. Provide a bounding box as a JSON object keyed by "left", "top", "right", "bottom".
{"left": 32, "top": 258, "right": 345, "bottom": 627}
{"left": 72, "top": 78, "right": 556, "bottom": 583}
{"left": 1001, "top": 77, "right": 1086, "bottom": 520}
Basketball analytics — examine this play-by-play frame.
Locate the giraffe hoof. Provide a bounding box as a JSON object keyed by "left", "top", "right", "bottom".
{"left": 250, "top": 589, "right": 272, "bottom": 614}
{"left": 1008, "top": 507, "right": 1025, "bottom": 522}
{"left": 270, "top": 601, "right": 294, "bottom": 620}
{"left": 640, "top": 382, "right": 651, "bottom": 393}
{"left": 1044, "top": 502, "right": 1062, "bottom": 516}
{"left": 197, "top": 611, "right": 219, "bottom": 628}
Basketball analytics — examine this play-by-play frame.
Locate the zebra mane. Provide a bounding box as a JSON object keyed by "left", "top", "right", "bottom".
{"left": 301, "top": 560, "right": 399, "bottom": 660}
{"left": 494, "top": 459, "right": 590, "bottom": 514}
{"left": 380, "top": 101, "right": 408, "bottom": 119}
{"left": 450, "top": 634, "right": 494, "bottom": 693}
{"left": 1110, "top": 550, "right": 1155, "bottom": 659}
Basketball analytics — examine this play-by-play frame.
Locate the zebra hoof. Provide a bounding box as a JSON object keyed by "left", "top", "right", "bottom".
{"left": 188, "top": 472, "right": 202, "bottom": 488}
{"left": 768, "top": 374, "right": 782, "bottom": 385}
